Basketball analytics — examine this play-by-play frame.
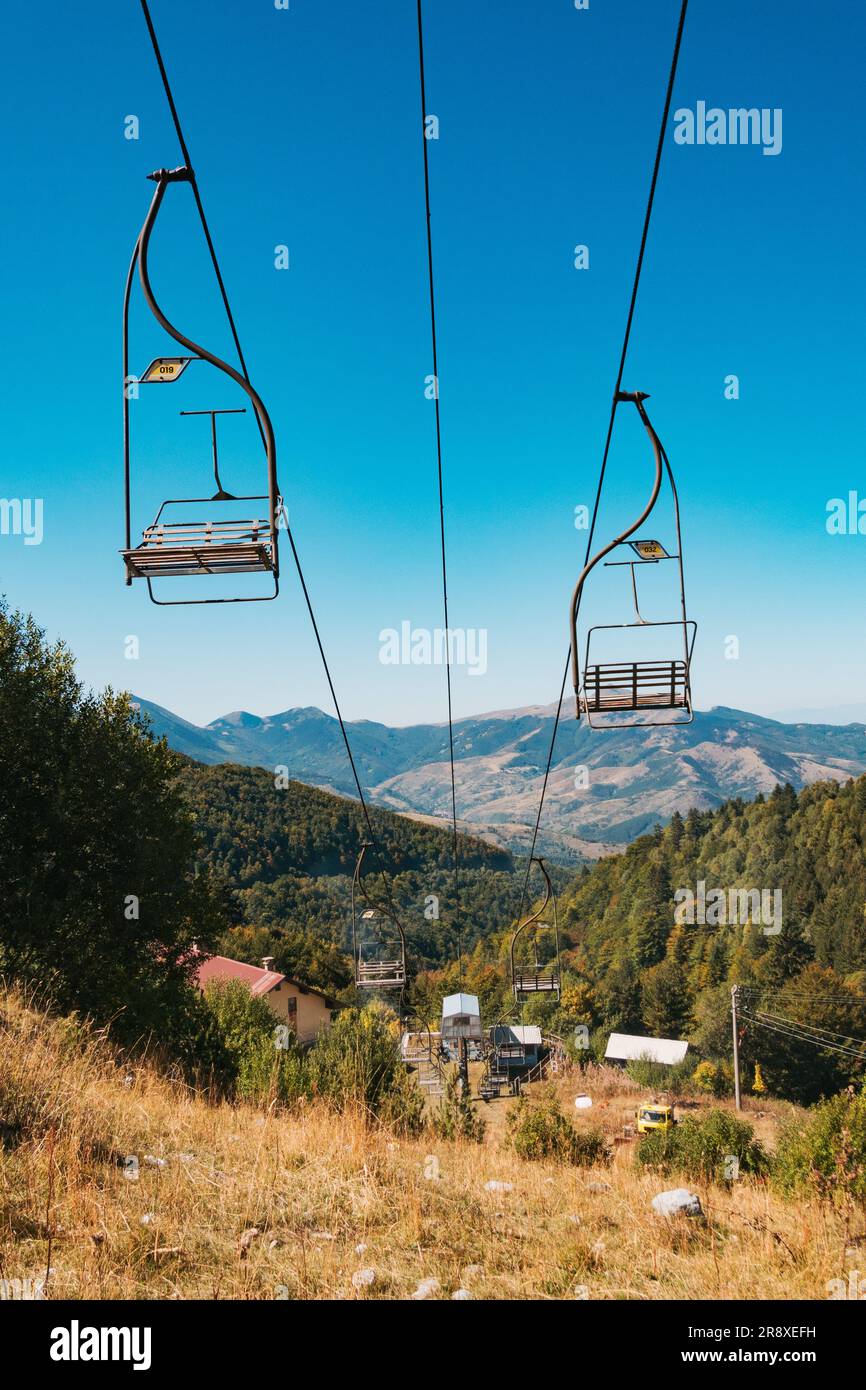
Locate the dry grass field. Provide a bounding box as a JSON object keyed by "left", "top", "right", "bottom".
{"left": 0, "top": 988, "right": 860, "bottom": 1301}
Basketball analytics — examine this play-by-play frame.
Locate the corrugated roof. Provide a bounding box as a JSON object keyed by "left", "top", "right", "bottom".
{"left": 194, "top": 955, "right": 340, "bottom": 1008}
{"left": 604, "top": 1032, "right": 689, "bottom": 1065}
{"left": 196, "top": 955, "right": 285, "bottom": 996}
{"left": 492, "top": 1024, "right": 542, "bottom": 1046}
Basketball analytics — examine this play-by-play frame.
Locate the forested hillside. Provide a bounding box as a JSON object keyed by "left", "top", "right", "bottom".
{"left": 4, "top": 601, "right": 863, "bottom": 1106}
{"left": 176, "top": 762, "right": 526, "bottom": 992}
{"left": 442, "top": 778, "right": 866, "bottom": 1102}
{"left": 193, "top": 734, "right": 866, "bottom": 1104}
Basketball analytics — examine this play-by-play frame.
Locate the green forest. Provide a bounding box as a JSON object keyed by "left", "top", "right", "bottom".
{"left": 442, "top": 779, "right": 866, "bottom": 1103}
{"left": 2, "top": 602, "right": 865, "bottom": 1104}
{"left": 178, "top": 760, "right": 528, "bottom": 992}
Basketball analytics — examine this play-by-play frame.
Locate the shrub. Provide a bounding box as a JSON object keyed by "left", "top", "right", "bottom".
{"left": 692, "top": 1060, "right": 730, "bottom": 1098}
{"left": 636, "top": 1108, "right": 768, "bottom": 1183}
{"left": 0, "top": 604, "right": 225, "bottom": 1049}
{"left": 626, "top": 1055, "right": 695, "bottom": 1097}
{"left": 431, "top": 1073, "right": 485, "bottom": 1142}
{"left": 507, "top": 1096, "right": 607, "bottom": 1166}
{"left": 773, "top": 1088, "right": 866, "bottom": 1204}
{"left": 377, "top": 1065, "right": 428, "bottom": 1138}
{"left": 307, "top": 1004, "right": 425, "bottom": 1134}
{"left": 201, "top": 979, "right": 307, "bottom": 1104}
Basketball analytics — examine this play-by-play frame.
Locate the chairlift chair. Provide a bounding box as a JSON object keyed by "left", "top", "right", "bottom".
{"left": 121, "top": 166, "right": 281, "bottom": 604}
{"left": 350, "top": 843, "right": 407, "bottom": 991}
{"left": 509, "top": 857, "right": 562, "bottom": 1000}
{"left": 570, "top": 391, "right": 696, "bottom": 727}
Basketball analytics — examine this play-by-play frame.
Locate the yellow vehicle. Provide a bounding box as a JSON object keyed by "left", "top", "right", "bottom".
{"left": 636, "top": 1102, "right": 676, "bottom": 1134}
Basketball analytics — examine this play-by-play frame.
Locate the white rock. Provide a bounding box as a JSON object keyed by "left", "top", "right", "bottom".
{"left": 352, "top": 1267, "right": 376, "bottom": 1289}
{"left": 484, "top": 1180, "right": 513, "bottom": 1193}
{"left": 452, "top": 1288, "right": 472, "bottom": 1300}
{"left": 412, "top": 1277, "right": 441, "bottom": 1300}
{"left": 651, "top": 1188, "right": 703, "bottom": 1218}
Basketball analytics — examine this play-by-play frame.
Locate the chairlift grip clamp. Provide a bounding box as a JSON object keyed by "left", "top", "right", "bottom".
{"left": 147, "top": 165, "right": 194, "bottom": 184}
{"left": 614, "top": 389, "right": 650, "bottom": 405}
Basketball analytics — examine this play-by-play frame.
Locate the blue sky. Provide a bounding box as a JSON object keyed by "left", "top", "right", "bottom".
{"left": 1, "top": 0, "right": 864, "bottom": 728}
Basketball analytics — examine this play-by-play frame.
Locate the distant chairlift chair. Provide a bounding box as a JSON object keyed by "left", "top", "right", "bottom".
{"left": 509, "top": 856, "right": 562, "bottom": 1001}
{"left": 350, "top": 843, "right": 407, "bottom": 991}
{"left": 569, "top": 391, "right": 696, "bottom": 728}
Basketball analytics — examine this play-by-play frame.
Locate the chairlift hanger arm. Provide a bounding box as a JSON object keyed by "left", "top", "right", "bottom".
{"left": 573, "top": 394, "right": 665, "bottom": 601}
{"left": 351, "top": 841, "right": 408, "bottom": 958}
{"left": 509, "top": 856, "right": 561, "bottom": 989}
{"left": 569, "top": 392, "right": 664, "bottom": 694}
{"left": 134, "top": 166, "right": 281, "bottom": 556}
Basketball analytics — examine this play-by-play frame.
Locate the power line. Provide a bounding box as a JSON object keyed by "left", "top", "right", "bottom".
{"left": 416, "top": 0, "right": 462, "bottom": 982}
{"left": 139, "top": 0, "right": 265, "bottom": 451}
{"left": 137, "top": 0, "right": 405, "bottom": 929}
{"left": 515, "top": 0, "right": 690, "bottom": 928}
{"left": 739, "top": 1009, "right": 866, "bottom": 1062}
{"left": 745, "top": 1007, "right": 866, "bottom": 1048}
{"left": 739, "top": 987, "right": 866, "bottom": 1006}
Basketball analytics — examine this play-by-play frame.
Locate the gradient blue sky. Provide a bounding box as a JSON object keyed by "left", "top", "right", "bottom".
{"left": 1, "top": 0, "right": 864, "bottom": 727}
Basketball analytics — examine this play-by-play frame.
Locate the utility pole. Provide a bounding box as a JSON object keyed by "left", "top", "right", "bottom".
{"left": 731, "top": 985, "right": 742, "bottom": 1111}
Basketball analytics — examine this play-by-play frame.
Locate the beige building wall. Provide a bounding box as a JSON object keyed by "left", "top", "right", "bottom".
{"left": 264, "top": 981, "right": 333, "bottom": 1044}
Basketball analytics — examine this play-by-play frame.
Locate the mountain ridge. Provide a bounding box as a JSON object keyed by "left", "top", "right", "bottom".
{"left": 134, "top": 696, "right": 866, "bottom": 862}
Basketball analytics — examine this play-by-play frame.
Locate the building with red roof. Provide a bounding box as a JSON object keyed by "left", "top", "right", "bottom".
{"left": 195, "top": 954, "right": 339, "bottom": 1044}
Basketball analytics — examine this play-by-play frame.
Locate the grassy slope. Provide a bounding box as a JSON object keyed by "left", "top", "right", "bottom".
{"left": 1, "top": 990, "right": 857, "bottom": 1301}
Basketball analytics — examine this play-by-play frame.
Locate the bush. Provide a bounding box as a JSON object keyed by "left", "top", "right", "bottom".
{"left": 507, "top": 1096, "right": 607, "bottom": 1166}
{"left": 201, "top": 979, "right": 307, "bottom": 1104}
{"left": 200, "top": 994, "right": 428, "bottom": 1132}
{"left": 626, "top": 1056, "right": 695, "bottom": 1097}
{"left": 431, "top": 1072, "right": 485, "bottom": 1142}
{"left": 636, "top": 1108, "right": 768, "bottom": 1183}
{"left": 692, "top": 1060, "right": 731, "bottom": 1098}
{"left": 773, "top": 1088, "right": 866, "bottom": 1204}
{"left": 307, "top": 1004, "right": 425, "bottom": 1134}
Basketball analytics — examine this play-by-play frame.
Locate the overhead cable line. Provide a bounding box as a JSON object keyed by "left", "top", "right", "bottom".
{"left": 137, "top": 0, "right": 405, "bottom": 927}
{"left": 416, "top": 0, "right": 463, "bottom": 981}
{"left": 739, "top": 987, "right": 866, "bottom": 1005}
{"left": 740, "top": 1007, "right": 866, "bottom": 1049}
{"left": 739, "top": 1008, "right": 866, "bottom": 1062}
{"left": 514, "top": 0, "right": 690, "bottom": 928}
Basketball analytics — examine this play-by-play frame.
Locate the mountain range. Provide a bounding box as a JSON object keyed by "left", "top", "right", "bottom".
{"left": 135, "top": 696, "right": 866, "bottom": 862}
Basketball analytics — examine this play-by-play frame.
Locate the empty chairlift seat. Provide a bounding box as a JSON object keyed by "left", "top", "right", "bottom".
{"left": 121, "top": 159, "right": 282, "bottom": 606}
{"left": 122, "top": 505, "right": 277, "bottom": 581}
{"left": 356, "top": 910, "right": 406, "bottom": 989}
{"left": 512, "top": 965, "right": 561, "bottom": 995}
{"left": 579, "top": 657, "right": 691, "bottom": 716}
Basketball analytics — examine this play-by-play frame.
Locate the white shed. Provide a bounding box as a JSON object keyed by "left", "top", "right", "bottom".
{"left": 605, "top": 1032, "right": 688, "bottom": 1066}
